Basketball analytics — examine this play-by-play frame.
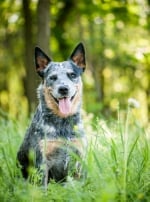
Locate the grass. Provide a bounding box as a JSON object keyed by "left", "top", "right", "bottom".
{"left": 0, "top": 106, "right": 150, "bottom": 202}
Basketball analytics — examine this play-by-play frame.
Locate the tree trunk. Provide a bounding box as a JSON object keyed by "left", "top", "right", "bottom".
{"left": 22, "top": 0, "right": 37, "bottom": 113}
{"left": 53, "top": 0, "right": 74, "bottom": 59}
{"left": 37, "top": 0, "right": 50, "bottom": 54}
{"left": 98, "top": 22, "right": 105, "bottom": 102}
{"left": 89, "top": 21, "right": 105, "bottom": 102}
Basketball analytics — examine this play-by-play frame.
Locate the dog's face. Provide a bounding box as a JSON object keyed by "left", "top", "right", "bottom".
{"left": 35, "top": 43, "right": 86, "bottom": 117}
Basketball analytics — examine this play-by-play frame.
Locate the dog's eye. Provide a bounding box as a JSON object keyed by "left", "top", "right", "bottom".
{"left": 68, "top": 73, "right": 77, "bottom": 79}
{"left": 49, "top": 75, "right": 57, "bottom": 81}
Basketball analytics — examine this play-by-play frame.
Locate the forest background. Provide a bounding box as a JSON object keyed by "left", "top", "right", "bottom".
{"left": 0, "top": 0, "right": 150, "bottom": 125}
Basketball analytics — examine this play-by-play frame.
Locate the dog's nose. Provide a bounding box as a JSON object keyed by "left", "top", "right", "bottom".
{"left": 58, "top": 86, "right": 69, "bottom": 96}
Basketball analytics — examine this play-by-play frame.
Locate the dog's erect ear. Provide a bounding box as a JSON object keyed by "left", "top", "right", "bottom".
{"left": 35, "top": 47, "right": 51, "bottom": 77}
{"left": 70, "top": 43, "right": 86, "bottom": 71}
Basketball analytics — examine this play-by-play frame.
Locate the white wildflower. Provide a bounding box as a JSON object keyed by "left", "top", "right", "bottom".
{"left": 128, "top": 98, "right": 140, "bottom": 108}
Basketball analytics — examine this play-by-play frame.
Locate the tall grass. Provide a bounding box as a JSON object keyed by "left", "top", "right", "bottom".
{"left": 0, "top": 106, "right": 149, "bottom": 202}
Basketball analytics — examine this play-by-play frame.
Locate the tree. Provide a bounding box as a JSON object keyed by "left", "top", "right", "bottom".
{"left": 22, "top": 0, "right": 50, "bottom": 112}
{"left": 22, "top": 0, "right": 36, "bottom": 112}
{"left": 37, "top": 0, "right": 50, "bottom": 54}
{"left": 52, "top": 0, "right": 75, "bottom": 59}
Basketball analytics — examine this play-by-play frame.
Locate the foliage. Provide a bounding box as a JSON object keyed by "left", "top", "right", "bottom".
{"left": 0, "top": 0, "right": 150, "bottom": 123}
{"left": 0, "top": 104, "right": 149, "bottom": 202}
{"left": 0, "top": 1, "right": 149, "bottom": 201}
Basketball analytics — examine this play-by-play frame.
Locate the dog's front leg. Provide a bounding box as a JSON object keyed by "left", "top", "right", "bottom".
{"left": 40, "top": 158, "right": 49, "bottom": 189}
{"left": 35, "top": 144, "right": 49, "bottom": 188}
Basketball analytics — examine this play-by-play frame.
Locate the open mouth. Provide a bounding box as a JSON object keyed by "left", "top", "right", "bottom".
{"left": 51, "top": 93, "right": 76, "bottom": 105}
{"left": 51, "top": 93, "right": 76, "bottom": 116}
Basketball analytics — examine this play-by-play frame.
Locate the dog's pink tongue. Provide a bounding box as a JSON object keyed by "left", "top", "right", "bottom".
{"left": 59, "top": 98, "right": 71, "bottom": 116}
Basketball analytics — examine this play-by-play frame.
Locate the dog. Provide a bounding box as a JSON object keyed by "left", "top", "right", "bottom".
{"left": 17, "top": 43, "right": 87, "bottom": 185}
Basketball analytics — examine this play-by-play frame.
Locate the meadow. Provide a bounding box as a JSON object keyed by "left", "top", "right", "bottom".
{"left": 0, "top": 104, "right": 149, "bottom": 202}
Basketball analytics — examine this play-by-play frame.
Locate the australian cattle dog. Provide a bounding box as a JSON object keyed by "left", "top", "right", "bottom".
{"left": 17, "top": 43, "right": 87, "bottom": 186}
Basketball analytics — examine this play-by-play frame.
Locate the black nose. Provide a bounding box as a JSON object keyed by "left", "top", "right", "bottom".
{"left": 58, "top": 86, "right": 69, "bottom": 96}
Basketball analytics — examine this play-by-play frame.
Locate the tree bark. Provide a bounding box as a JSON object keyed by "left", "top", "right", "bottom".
{"left": 53, "top": 0, "right": 74, "bottom": 59}
{"left": 22, "top": 0, "right": 37, "bottom": 113}
{"left": 89, "top": 21, "right": 105, "bottom": 102}
{"left": 37, "top": 0, "right": 50, "bottom": 54}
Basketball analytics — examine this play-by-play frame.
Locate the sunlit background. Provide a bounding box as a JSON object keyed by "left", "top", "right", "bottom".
{"left": 0, "top": 0, "right": 150, "bottom": 125}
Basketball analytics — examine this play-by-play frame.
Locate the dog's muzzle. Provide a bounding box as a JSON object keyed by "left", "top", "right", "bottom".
{"left": 58, "top": 86, "right": 69, "bottom": 97}
{"left": 50, "top": 87, "right": 77, "bottom": 116}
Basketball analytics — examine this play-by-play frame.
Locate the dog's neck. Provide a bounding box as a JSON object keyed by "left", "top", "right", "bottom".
{"left": 36, "top": 103, "right": 84, "bottom": 138}
{"left": 41, "top": 104, "right": 81, "bottom": 124}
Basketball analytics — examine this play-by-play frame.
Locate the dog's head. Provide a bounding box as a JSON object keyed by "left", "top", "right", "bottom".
{"left": 35, "top": 43, "right": 86, "bottom": 118}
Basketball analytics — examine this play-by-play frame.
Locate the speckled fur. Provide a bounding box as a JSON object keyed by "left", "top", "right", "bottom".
{"left": 17, "top": 43, "right": 87, "bottom": 184}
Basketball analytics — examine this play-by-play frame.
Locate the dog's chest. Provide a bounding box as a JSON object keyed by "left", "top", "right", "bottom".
{"left": 40, "top": 121, "right": 75, "bottom": 138}
{"left": 39, "top": 135, "right": 86, "bottom": 179}
{"left": 38, "top": 116, "right": 85, "bottom": 164}
{"left": 38, "top": 112, "right": 83, "bottom": 139}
